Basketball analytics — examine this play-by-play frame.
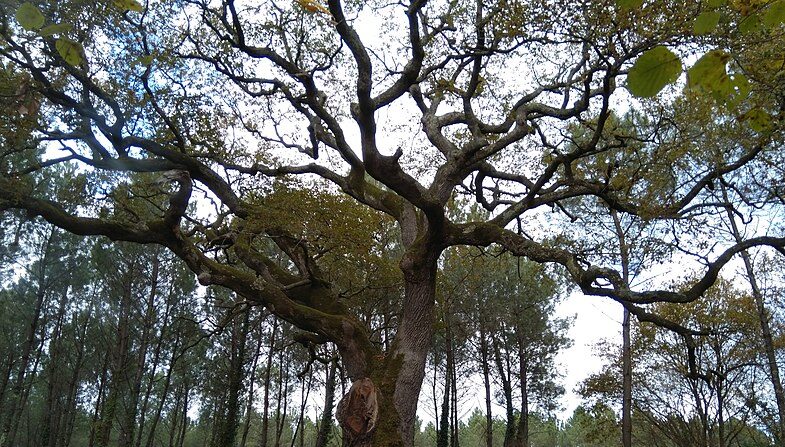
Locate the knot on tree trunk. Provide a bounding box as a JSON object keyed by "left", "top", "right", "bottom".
{"left": 336, "top": 378, "right": 379, "bottom": 446}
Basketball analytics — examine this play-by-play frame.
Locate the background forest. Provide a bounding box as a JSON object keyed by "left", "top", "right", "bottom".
{"left": 1, "top": 211, "right": 783, "bottom": 447}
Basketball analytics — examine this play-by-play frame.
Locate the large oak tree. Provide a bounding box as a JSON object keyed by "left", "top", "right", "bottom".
{"left": 1, "top": 0, "right": 784, "bottom": 445}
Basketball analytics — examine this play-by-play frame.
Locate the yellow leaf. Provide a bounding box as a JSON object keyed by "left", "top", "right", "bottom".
{"left": 296, "top": 0, "right": 330, "bottom": 14}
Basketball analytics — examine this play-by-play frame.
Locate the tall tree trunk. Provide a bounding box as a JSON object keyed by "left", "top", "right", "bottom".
{"left": 212, "top": 308, "right": 250, "bottom": 447}
{"left": 240, "top": 319, "right": 265, "bottom": 447}
{"left": 96, "top": 268, "right": 135, "bottom": 447}
{"left": 719, "top": 187, "right": 785, "bottom": 443}
{"left": 621, "top": 308, "right": 632, "bottom": 447}
{"left": 315, "top": 360, "right": 337, "bottom": 447}
{"left": 450, "top": 352, "right": 459, "bottom": 447}
{"left": 513, "top": 342, "right": 528, "bottom": 447}
{"left": 335, "top": 250, "right": 438, "bottom": 447}
{"left": 611, "top": 210, "right": 633, "bottom": 447}
{"left": 0, "top": 354, "right": 15, "bottom": 417}
{"left": 177, "top": 380, "right": 190, "bottom": 447}
{"left": 478, "top": 325, "right": 493, "bottom": 447}
{"left": 389, "top": 261, "right": 437, "bottom": 446}
{"left": 290, "top": 368, "right": 313, "bottom": 447}
{"left": 143, "top": 332, "right": 179, "bottom": 447}
{"left": 121, "top": 309, "right": 152, "bottom": 447}
{"left": 62, "top": 300, "right": 94, "bottom": 447}
{"left": 1, "top": 229, "right": 52, "bottom": 447}
{"left": 259, "top": 319, "right": 278, "bottom": 447}
{"left": 167, "top": 382, "right": 183, "bottom": 447}
{"left": 88, "top": 350, "right": 111, "bottom": 447}
{"left": 134, "top": 257, "right": 166, "bottom": 447}
{"left": 436, "top": 321, "right": 452, "bottom": 447}
{"left": 492, "top": 335, "right": 516, "bottom": 447}
{"left": 274, "top": 349, "right": 288, "bottom": 447}
{"left": 42, "top": 287, "right": 70, "bottom": 447}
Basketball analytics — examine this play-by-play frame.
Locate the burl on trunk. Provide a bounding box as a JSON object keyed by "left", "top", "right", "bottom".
{"left": 336, "top": 378, "right": 379, "bottom": 447}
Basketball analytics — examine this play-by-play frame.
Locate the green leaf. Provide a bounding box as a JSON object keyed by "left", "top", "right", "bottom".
{"left": 739, "top": 13, "right": 763, "bottom": 33}
{"left": 16, "top": 3, "right": 45, "bottom": 31}
{"left": 113, "top": 0, "right": 144, "bottom": 12}
{"left": 706, "top": 0, "right": 726, "bottom": 6}
{"left": 723, "top": 73, "right": 751, "bottom": 108}
{"left": 693, "top": 11, "right": 722, "bottom": 35}
{"left": 135, "top": 55, "right": 154, "bottom": 66}
{"left": 616, "top": 0, "right": 644, "bottom": 9}
{"left": 55, "top": 38, "right": 84, "bottom": 66}
{"left": 763, "top": 0, "right": 785, "bottom": 27}
{"left": 627, "top": 46, "right": 682, "bottom": 97}
{"left": 742, "top": 108, "right": 773, "bottom": 132}
{"left": 39, "top": 23, "right": 72, "bottom": 37}
{"left": 687, "top": 50, "right": 730, "bottom": 92}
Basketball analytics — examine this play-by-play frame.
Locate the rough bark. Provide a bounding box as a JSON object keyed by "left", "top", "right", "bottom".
{"left": 334, "top": 244, "right": 438, "bottom": 447}
{"left": 337, "top": 378, "right": 380, "bottom": 447}
{"left": 389, "top": 258, "right": 438, "bottom": 446}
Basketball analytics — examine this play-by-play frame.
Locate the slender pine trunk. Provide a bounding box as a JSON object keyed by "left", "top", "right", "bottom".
{"left": 315, "top": 360, "right": 337, "bottom": 447}
{"left": 479, "top": 325, "right": 493, "bottom": 447}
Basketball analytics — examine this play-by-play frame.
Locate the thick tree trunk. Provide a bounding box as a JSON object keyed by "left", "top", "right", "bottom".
{"left": 389, "top": 261, "right": 437, "bottom": 446}
{"left": 335, "top": 251, "right": 437, "bottom": 447}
